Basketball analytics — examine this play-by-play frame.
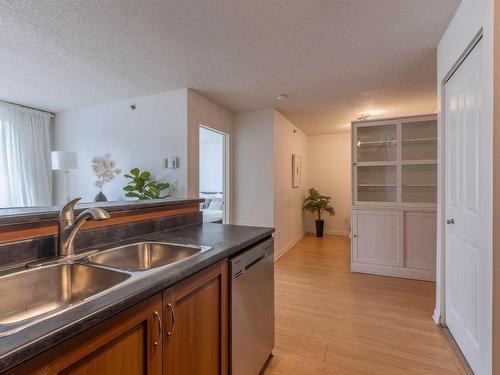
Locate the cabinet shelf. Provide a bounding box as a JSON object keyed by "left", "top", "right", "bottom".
{"left": 403, "top": 184, "right": 436, "bottom": 188}
{"left": 357, "top": 140, "right": 396, "bottom": 147}
{"left": 402, "top": 137, "right": 437, "bottom": 144}
{"left": 358, "top": 184, "right": 396, "bottom": 187}
{"left": 401, "top": 160, "right": 437, "bottom": 165}
{"left": 356, "top": 161, "right": 397, "bottom": 167}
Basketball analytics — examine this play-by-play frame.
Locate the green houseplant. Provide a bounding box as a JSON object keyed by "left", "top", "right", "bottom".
{"left": 123, "top": 168, "right": 170, "bottom": 200}
{"left": 303, "top": 188, "right": 335, "bottom": 237}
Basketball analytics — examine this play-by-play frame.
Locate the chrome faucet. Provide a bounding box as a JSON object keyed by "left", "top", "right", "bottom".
{"left": 57, "top": 198, "right": 110, "bottom": 257}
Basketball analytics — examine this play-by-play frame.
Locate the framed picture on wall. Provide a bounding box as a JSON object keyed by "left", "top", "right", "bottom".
{"left": 292, "top": 154, "right": 301, "bottom": 188}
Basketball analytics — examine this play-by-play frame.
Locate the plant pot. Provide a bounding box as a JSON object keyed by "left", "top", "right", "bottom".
{"left": 315, "top": 220, "right": 324, "bottom": 238}
{"left": 94, "top": 191, "right": 107, "bottom": 202}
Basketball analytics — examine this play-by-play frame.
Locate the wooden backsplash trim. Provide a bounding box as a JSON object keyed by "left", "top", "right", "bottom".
{"left": 0, "top": 203, "right": 199, "bottom": 244}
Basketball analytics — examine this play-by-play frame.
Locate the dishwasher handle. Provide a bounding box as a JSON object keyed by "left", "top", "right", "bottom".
{"left": 245, "top": 255, "right": 266, "bottom": 271}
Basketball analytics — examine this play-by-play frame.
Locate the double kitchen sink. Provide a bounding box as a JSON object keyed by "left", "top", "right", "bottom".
{"left": 0, "top": 242, "right": 211, "bottom": 336}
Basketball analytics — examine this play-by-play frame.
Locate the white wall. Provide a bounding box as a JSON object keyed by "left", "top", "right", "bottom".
{"left": 306, "top": 133, "right": 351, "bottom": 236}
{"left": 186, "top": 89, "right": 233, "bottom": 196}
{"left": 232, "top": 109, "right": 309, "bottom": 257}
{"left": 232, "top": 109, "right": 274, "bottom": 227}
{"left": 199, "top": 127, "right": 223, "bottom": 192}
{"left": 273, "top": 111, "right": 308, "bottom": 258}
{"left": 54, "top": 88, "right": 233, "bottom": 206}
{"left": 435, "top": 1, "right": 494, "bottom": 373}
{"left": 53, "top": 89, "right": 188, "bottom": 204}
{"left": 186, "top": 89, "right": 233, "bottom": 222}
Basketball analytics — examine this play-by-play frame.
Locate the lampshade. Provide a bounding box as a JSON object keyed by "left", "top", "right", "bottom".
{"left": 51, "top": 151, "right": 77, "bottom": 170}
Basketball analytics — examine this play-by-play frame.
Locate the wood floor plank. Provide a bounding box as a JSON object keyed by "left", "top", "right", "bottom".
{"left": 264, "top": 234, "right": 466, "bottom": 375}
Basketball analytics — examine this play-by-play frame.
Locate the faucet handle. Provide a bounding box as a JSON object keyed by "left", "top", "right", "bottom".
{"left": 60, "top": 198, "right": 81, "bottom": 221}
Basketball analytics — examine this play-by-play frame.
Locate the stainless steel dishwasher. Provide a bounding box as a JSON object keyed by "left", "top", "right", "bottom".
{"left": 230, "top": 237, "right": 274, "bottom": 375}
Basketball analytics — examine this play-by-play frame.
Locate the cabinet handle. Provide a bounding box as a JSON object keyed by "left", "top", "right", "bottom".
{"left": 166, "top": 303, "right": 176, "bottom": 337}
{"left": 153, "top": 311, "right": 162, "bottom": 350}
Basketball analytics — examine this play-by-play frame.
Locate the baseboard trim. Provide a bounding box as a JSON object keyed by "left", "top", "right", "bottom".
{"left": 275, "top": 232, "right": 305, "bottom": 261}
{"left": 351, "top": 262, "right": 436, "bottom": 281}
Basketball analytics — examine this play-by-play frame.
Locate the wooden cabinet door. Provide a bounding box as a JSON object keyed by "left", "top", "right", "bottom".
{"left": 163, "top": 260, "right": 228, "bottom": 375}
{"left": 8, "top": 293, "right": 163, "bottom": 375}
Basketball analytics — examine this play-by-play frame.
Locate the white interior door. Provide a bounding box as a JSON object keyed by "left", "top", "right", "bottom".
{"left": 444, "top": 38, "right": 491, "bottom": 374}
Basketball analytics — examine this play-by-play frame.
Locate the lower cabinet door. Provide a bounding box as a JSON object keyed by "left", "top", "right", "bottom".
{"left": 163, "top": 261, "right": 228, "bottom": 375}
{"left": 352, "top": 209, "right": 402, "bottom": 266}
{"left": 404, "top": 211, "right": 436, "bottom": 270}
{"left": 7, "top": 293, "right": 163, "bottom": 375}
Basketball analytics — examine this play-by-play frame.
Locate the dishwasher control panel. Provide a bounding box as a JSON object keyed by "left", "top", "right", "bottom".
{"left": 230, "top": 238, "right": 273, "bottom": 278}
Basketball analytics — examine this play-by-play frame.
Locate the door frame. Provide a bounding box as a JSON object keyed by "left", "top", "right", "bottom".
{"left": 198, "top": 124, "right": 230, "bottom": 224}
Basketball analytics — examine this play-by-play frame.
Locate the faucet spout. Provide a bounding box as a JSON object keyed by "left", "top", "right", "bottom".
{"left": 78, "top": 207, "right": 110, "bottom": 222}
{"left": 57, "top": 198, "right": 110, "bottom": 258}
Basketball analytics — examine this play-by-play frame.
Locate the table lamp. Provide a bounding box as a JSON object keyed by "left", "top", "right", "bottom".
{"left": 51, "top": 151, "right": 78, "bottom": 202}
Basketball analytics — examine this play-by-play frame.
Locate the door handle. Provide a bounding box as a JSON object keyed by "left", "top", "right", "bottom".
{"left": 153, "top": 311, "right": 162, "bottom": 350}
{"left": 166, "top": 303, "right": 176, "bottom": 338}
{"left": 446, "top": 218, "right": 455, "bottom": 224}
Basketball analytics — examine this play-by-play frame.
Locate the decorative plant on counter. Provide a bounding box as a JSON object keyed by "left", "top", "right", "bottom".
{"left": 123, "top": 168, "right": 170, "bottom": 200}
{"left": 303, "top": 188, "right": 335, "bottom": 238}
{"left": 91, "top": 153, "right": 121, "bottom": 202}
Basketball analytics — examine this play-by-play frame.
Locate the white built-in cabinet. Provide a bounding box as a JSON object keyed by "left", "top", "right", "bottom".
{"left": 351, "top": 115, "right": 437, "bottom": 281}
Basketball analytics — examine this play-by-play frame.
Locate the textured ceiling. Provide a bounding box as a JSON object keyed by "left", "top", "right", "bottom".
{"left": 1, "top": 0, "right": 459, "bottom": 134}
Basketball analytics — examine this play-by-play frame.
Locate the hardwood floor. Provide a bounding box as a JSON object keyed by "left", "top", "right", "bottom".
{"left": 264, "top": 234, "right": 468, "bottom": 375}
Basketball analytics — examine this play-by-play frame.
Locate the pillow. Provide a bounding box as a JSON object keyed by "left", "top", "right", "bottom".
{"left": 208, "top": 200, "right": 223, "bottom": 210}
{"left": 203, "top": 198, "right": 212, "bottom": 209}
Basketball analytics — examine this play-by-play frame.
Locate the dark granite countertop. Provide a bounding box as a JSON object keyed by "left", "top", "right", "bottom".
{"left": 0, "top": 223, "right": 274, "bottom": 372}
{"left": 0, "top": 197, "right": 204, "bottom": 225}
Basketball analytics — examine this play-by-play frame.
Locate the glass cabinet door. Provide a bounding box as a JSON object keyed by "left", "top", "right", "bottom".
{"left": 402, "top": 164, "right": 437, "bottom": 203}
{"left": 401, "top": 120, "right": 437, "bottom": 161}
{"left": 356, "top": 124, "right": 396, "bottom": 162}
{"left": 357, "top": 165, "right": 397, "bottom": 203}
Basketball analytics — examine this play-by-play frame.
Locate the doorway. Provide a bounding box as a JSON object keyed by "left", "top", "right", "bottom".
{"left": 443, "top": 36, "right": 492, "bottom": 375}
{"left": 199, "top": 126, "right": 227, "bottom": 223}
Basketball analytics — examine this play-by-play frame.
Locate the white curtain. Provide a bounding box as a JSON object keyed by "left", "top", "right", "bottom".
{"left": 0, "top": 102, "right": 52, "bottom": 208}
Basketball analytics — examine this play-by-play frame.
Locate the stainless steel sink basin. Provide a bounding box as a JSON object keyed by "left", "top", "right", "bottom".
{"left": 0, "top": 263, "right": 129, "bottom": 334}
{"left": 86, "top": 242, "right": 209, "bottom": 271}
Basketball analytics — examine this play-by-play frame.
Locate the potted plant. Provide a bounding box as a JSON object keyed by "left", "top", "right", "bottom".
{"left": 123, "top": 168, "right": 170, "bottom": 199}
{"left": 91, "top": 154, "right": 121, "bottom": 202}
{"left": 303, "top": 188, "right": 335, "bottom": 237}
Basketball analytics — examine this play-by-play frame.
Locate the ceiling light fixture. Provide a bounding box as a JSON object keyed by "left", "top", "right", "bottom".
{"left": 276, "top": 93, "right": 289, "bottom": 100}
